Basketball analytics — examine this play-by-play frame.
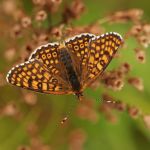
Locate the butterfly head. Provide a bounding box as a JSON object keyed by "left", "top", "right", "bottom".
{"left": 75, "top": 91, "right": 83, "bottom": 101}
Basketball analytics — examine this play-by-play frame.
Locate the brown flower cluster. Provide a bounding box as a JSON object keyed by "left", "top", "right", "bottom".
{"left": 99, "top": 93, "right": 140, "bottom": 122}
{"left": 0, "top": 102, "right": 22, "bottom": 120}
{"left": 63, "top": 0, "right": 85, "bottom": 23}
{"left": 128, "top": 77, "right": 144, "bottom": 91}
{"left": 107, "top": 9, "right": 143, "bottom": 23}
{"left": 143, "top": 115, "right": 150, "bottom": 129}
{"left": 76, "top": 98, "right": 99, "bottom": 123}
{"left": 127, "top": 23, "right": 150, "bottom": 48}
{"left": 68, "top": 128, "right": 86, "bottom": 150}
{"left": 134, "top": 48, "right": 146, "bottom": 63}
{"left": 101, "top": 62, "right": 131, "bottom": 91}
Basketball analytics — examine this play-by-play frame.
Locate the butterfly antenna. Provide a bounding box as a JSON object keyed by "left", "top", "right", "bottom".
{"left": 60, "top": 96, "right": 77, "bottom": 125}
{"left": 58, "top": 25, "right": 69, "bottom": 43}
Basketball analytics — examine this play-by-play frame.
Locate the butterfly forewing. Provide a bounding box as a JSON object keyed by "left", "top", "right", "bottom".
{"left": 83, "top": 32, "right": 124, "bottom": 88}
{"left": 29, "top": 42, "right": 69, "bottom": 83}
{"left": 6, "top": 59, "right": 73, "bottom": 94}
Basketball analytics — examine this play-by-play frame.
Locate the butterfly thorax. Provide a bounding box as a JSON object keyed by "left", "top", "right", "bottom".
{"left": 59, "top": 47, "right": 81, "bottom": 95}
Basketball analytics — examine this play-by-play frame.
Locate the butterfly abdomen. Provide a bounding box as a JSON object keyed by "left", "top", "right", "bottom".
{"left": 59, "top": 48, "right": 81, "bottom": 93}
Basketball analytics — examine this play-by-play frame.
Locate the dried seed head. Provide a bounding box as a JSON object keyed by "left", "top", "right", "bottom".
{"left": 2, "top": 0, "right": 17, "bottom": 15}
{"left": 76, "top": 99, "right": 99, "bottom": 123}
{"left": 32, "top": 0, "right": 46, "bottom": 6}
{"left": 45, "top": 0, "right": 62, "bottom": 13}
{"left": 63, "top": 0, "right": 85, "bottom": 22}
{"left": 35, "top": 10, "right": 47, "bottom": 21}
{"left": 69, "top": 129, "right": 87, "bottom": 150}
{"left": 38, "top": 33, "right": 49, "bottom": 42}
{"left": 115, "top": 101, "right": 127, "bottom": 111}
{"left": 127, "top": 24, "right": 142, "bottom": 37}
{"left": 99, "top": 97, "right": 118, "bottom": 123}
{"left": 51, "top": 0, "right": 62, "bottom": 4}
{"left": 21, "top": 16, "right": 32, "bottom": 28}
{"left": 23, "top": 92, "right": 37, "bottom": 106}
{"left": 37, "top": 33, "right": 49, "bottom": 45}
{"left": 29, "top": 136, "right": 51, "bottom": 150}
{"left": 128, "top": 77, "right": 144, "bottom": 91}
{"left": 66, "top": 26, "right": 87, "bottom": 36}
{"left": 11, "top": 24, "right": 22, "bottom": 38}
{"left": 25, "top": 44, "right": 33, "bottom": 53}
{"left": 128, "top": 106, "right": 140, "bottom": 119}
{"left": 119, "top": 62, "right": 131, "bottom": 74}
{"left": 127, "top": 23, "right": 150, "bottom": 47}
{"left": 32, "top": 33, "right": 49, "bottom": 47}
{"left": 143, "top": 24, "right": 150, "bottom": 35}
{"left": 102, "top": 93, "right": 116, "bottom": 104}
{"left": 50, "top": 26, "right": 63, "bottom": 40}
{"left": 17, "top": 145, "right": 31, "bottom": 150}
{"left": 66, "top": 23, "right": 103, "bottom": 37}
{"left": 27, "top": 122, "right": 38, "bottom": 137}
{"left": 137, "top": 35, "right": 150, "bottom": 48}
{"left": 127, "top": 9, "right": 143, "bottom": 21}
{"left": 2, "top": 103, "right": 19, "bottom": 117}
{"left": 84, "top": 23, "right": 104, "bottom": 35}
{"left": 134, "top": 48, "right": 146, "bottom": 63}
{"left": 143, "top": 115, "right": 150, "bottom": 129}
{"left": 4, "top": 47, "right": 16, "bottom": 62}
{"left": 108, "top": 9, "right": 143, "bottom": 23}
{"left": 101, "top": 93, "right": 126, "bottom": 111}
{"left": 102, "top": 71, "right": 124, "bottom": 91}
{"left": 100, "top": 93, "right": 129, "bottom": 122}
{"left": 19, "top": 46, "right": 31, "bottom": 62}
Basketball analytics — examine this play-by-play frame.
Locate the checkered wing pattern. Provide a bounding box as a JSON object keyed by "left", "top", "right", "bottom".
{"left": 6, "top": 32, "right": 123, "bottom": 96}
{"left": 6, "top": 59, "right": 73, "bottom": 94}
{"left": 65, "top": 33, "right": 95, "bottom": 81}
{"left": 83, "top": 32, "right": 124, "bottom": 88}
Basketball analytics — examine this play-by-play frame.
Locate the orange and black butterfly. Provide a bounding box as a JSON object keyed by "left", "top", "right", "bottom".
{"left": 6, "top": 32, "right": 124, "bottom": 100}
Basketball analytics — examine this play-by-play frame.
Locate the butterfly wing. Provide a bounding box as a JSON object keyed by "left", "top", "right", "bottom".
{"left": 6, "top": 59, "right": 73, "bottom": 95}
{"left": 29, "top": 42, "right": 69, "bottom": 83}
{"left": 83, "top": 32, "right": 124, "bottom": 88}
{"left": 65, "top": 33, "right": 95, "bottom": 81}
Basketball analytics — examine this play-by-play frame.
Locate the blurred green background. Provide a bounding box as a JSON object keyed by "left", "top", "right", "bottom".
{"left": 0, "top": 0, "right": 150, "bottom": 150}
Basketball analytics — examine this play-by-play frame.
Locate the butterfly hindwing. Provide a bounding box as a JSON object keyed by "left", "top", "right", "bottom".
{"left": 83, "top": 32, "right": 124, "bottom": 88}
{"left": 6, "top": 59, "right": 73, "bottom": 94}
{"left": 65, "top": 33, "right": 95, "bottom": 81}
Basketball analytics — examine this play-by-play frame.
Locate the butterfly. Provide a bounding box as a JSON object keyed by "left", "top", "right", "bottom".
{"left": 6, "top": 32, "right": 123, "bottom": 100}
